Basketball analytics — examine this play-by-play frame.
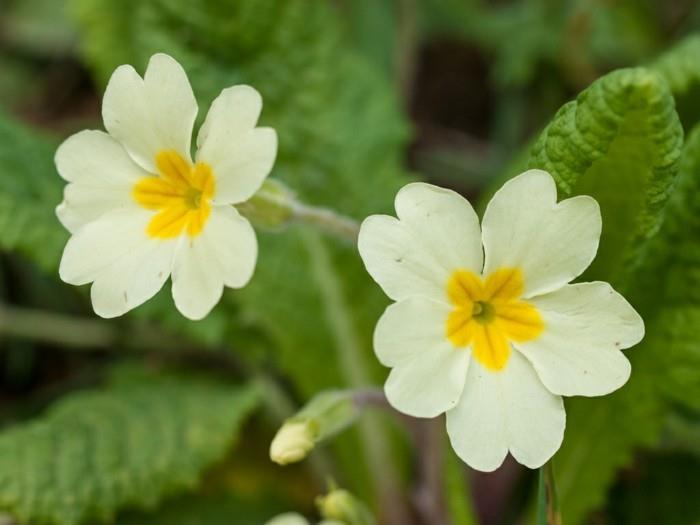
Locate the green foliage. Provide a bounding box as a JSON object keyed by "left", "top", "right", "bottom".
{"left": 69, "top": 0, "right": 411, "bottom": 499}
{"left": 0, "top": 370, "right": 258, "bottom": 525}
{"left": 1, "top": 2, "right": 699, "bottom": 524}
{"left": 652, "top": 34, "right": 700, "bottom": 97}
{"left": 528, "top": 67, "right": 683, "bottom": 286}
{"left": 421, "top": 0, "right": 662, "bottom": 89}
{"left": 519, "top": 65, "right": 700, "bottom": 524}
{"left": 640, "top": 123, "right": 700, "bottom": 311}
{"left": 652, "top": 34, "right": 700, "bottom": 128}
{"left": 554, "top": 319, "right": 668, "bottom": 525}
{"left": 0, "top": 111, "right": 66, "bottom": 271}
{"left": 69, "top": 0, "right": 409, "bottom": 394}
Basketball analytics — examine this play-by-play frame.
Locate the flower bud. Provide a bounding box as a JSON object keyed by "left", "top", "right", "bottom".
{"left": 317, "top": 489, "right": 375, "bottom": 525}
{"left": 265, "top": 512, "right": 310, "bottom": 525}
{"left": 236, "top": 179, "right": 295, "bottom": 229}
{"left": 270, "top": 420, "right": 318, "bottom": 465}
{"left": 270, "top": 390, "right": 359, "bottom": 465}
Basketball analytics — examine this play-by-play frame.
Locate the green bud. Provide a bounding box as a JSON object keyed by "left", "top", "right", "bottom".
{"left": 316, "top": 489, "right": 375, "bottom": 525}
{"left": 236, "top": 178, "right": 295, "bottom": 229}
{"left": 270, "top": 390, "right": 359, "bottom": 465}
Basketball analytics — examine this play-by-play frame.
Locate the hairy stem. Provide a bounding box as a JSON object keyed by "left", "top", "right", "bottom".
{"left": 303, "top": 231, "right": 411, "bottom": 525}
{"left": 290, "top": 200, "right": 360, "bottom": 242}
{"left": 239, "top": 181, "right": 360, "bottom": 243}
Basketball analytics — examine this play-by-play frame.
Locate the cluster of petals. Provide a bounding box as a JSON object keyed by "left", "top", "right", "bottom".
{"left": 358, "top": 170, "right": 644, "bottom": 471}
{"left": 56, "top": 53, "right": 277, "bottom": 320}
{"left": 55, "top": 53, "right": 645, "bottom": 474}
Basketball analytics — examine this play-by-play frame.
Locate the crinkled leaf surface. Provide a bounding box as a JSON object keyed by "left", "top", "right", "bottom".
{"left": 638, "top": 120, "right": 700, "bottom": 311}
{"left": 522, "top": 66, "right": 687, "bottom": 524}
{"left": 69, "top": 0, "right": 409, "bottom": 393}
{"left": 528, "top": 67, "right": 682, "bottom": 286}
{"left": 0, "top": 372, "right": 258, "bottom": 525}
{"left": 70, "top": 0, "right": 411, "bottom": 500}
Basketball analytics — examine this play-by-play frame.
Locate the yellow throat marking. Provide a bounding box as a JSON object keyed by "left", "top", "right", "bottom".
{"left": 133, "top": 150, "right": 215, "bottom": 239}
{"left": 446, "top": 268, "right": 543, "bottom": 371}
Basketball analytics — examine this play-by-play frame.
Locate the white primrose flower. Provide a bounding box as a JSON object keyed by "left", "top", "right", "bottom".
{"left": 56, "top": 53, "right": 277, "bottom": 320}
{"left": 358, "top": 170, "right": 644, "bottom": 472}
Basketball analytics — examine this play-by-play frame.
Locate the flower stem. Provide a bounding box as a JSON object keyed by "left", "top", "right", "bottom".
{"left": 537, "top": 461, "right": 562, "bottom": 525}
{"left": 290, "top": 200, "right": 360, "bottom": 243}
{"left": 238, "top": 180, "right": 360, "bottom": 243}
{"left": 303, "top": 231, "right": 410, "bottom": 525}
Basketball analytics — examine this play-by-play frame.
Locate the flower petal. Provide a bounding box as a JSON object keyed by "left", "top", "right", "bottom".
{"left": 57, "top": 183, "right": 134, "bottom": 233}
{"left": 374, "top": 296, "right": 455, "bottom": 366}
{"left": 55, "top": 130, "right": 149, "bottom": 184}
{"left": 171, "top": 206, "right": 257, "bottom": 320}
{"left": 102, "top": 53, "right": 197, "bottom": 172}
{"left": 197, "top": 86, "right": 277, "bottom": 204}
{"left": 385, "top": 345, "right": 469, "bottom": 418}
{"left": 59, "top": 208, "right": 175, "bottom": 318}
{"left": 59, "top": 209, "right": 151, "bottom": 285}
{"left": 358, "top": 183, "right": 482, "bottom": 302}
{"left": 207, "top": 127, "right": 277, "bottom": 204}
{"left": 481, "top": 170, "right": 601, "bottom": 298}
{"left": 516, "top": 281, "right": 643, "bottom": 397}
{"left": 55, "top": 130, "right": 150, "bottom": 232}
{"left": 446, "top": 352, "right": 565, "bottom": 471}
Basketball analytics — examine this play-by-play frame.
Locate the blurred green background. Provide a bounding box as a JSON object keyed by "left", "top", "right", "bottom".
{"left": 1, "top": 1, "right": 700, "bottom": 524}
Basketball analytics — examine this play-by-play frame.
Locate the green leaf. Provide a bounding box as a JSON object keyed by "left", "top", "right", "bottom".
{"left": 420, "top": 0, "right": 661, "bottom": 90}
{"left": 528, "top": 67, "right": 682, "bottom": 286}
{"left": 521, "top": 66, "right": 686, "bottom": 524}
{"left": 338, "top": 0, "right": 398, "bottom": 77}
{"left": 0, "top": 110, "right": 66, "bottom": 272}
{"left": 651, "top": 34, "right": 700, "bottom": 128}
{"left": 69, "top": 0, "right": 411, "bottom": 499}
{"left": 647, "top": 307, "right": 700, "bottom": 412}
{"left": 627, "top": 124, "right": 700, "bottom": 411}
{"left": 553, "top": 328, "right": 666, "bottom": 525}
{"left": 68, "top": 0, "right": 409, "bottom": 389}
{"left": 637, "top": 122, "right": 700, "bottom": 311}
{"left": 0, "top": 371, "right": 258, "bottom": 525}
{"left": 555, "top": 309, "right": 700, "bottom": 522}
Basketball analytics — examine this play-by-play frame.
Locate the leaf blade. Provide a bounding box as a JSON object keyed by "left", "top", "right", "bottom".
{"left": 0, "top": 373, "right": 258, "bottom": 525}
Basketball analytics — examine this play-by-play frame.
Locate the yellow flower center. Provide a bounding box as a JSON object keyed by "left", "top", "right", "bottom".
{"left": 446, "top": 268, "right": 543, "bottom": 371}
{"left": 132, "top": 150, "right": 216, "bottom": 238}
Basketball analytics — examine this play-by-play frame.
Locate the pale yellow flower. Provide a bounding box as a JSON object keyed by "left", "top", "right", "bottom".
{"left": 358, "top": 170, "right": 644, "bottom": 471}
{"left": 56, "top": 53, "right": 277, "bottom": 320}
